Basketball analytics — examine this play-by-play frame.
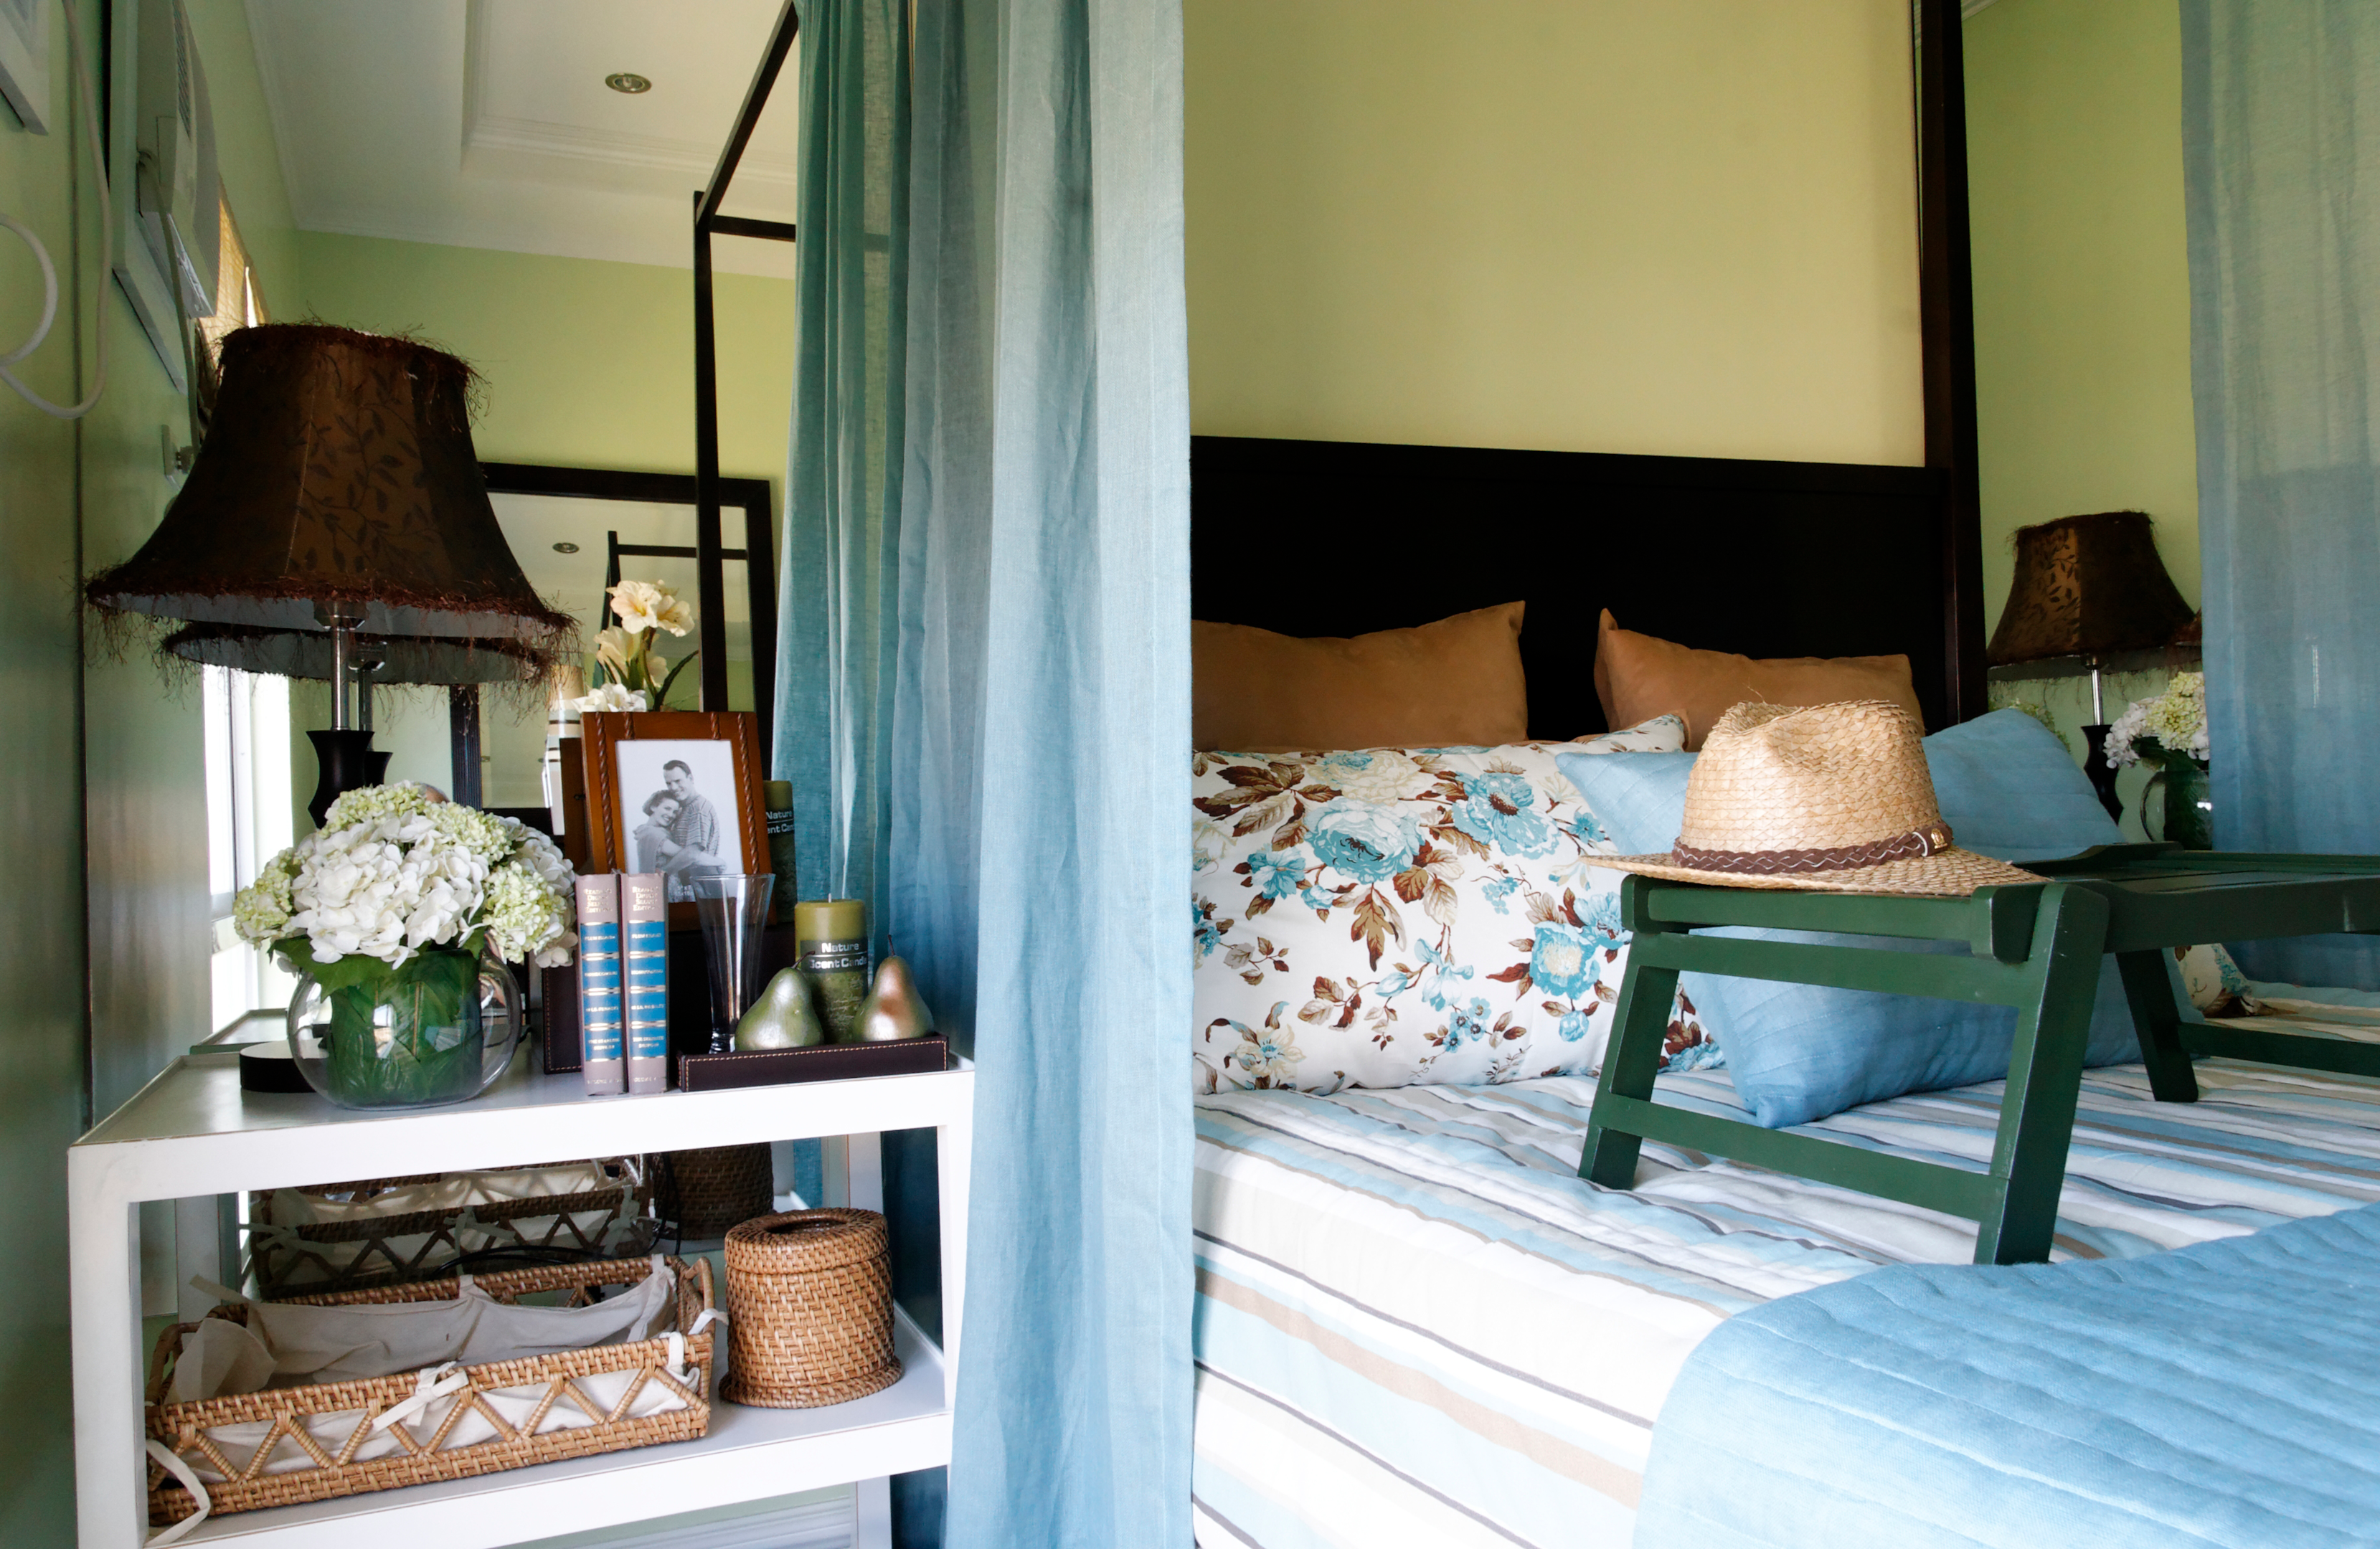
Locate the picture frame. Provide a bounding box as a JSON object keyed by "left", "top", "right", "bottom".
{"left": 579, "top": 711, "right": 772, "bottom": 929}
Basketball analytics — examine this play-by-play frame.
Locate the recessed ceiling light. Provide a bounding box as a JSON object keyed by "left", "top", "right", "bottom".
{"left": 605, "top": 72, "right": 652, "bottom": 95}
{"left": 553, "top": 541, "right": 581, "bottom": 554}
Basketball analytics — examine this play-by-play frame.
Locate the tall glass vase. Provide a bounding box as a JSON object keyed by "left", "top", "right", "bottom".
{"left": 284, "top": 945, "right": 523, "bottom": 1109}
{"left": 2145, "top": 754, "right": 2216, "bottom": 851}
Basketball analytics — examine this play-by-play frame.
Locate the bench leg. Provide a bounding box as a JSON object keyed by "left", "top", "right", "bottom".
{"left": 1974, "top": 882, "right": 2110, "bottom": 1266}
{"left": 1581, "top": 950, "right": 1681, "bottom": 1189}
{"left": 2116, "top": 948, "right": 2199, "bottom": 1102}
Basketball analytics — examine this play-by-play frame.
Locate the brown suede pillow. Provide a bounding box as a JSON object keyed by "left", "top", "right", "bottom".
{"left": 1591, "top": 609, "right": 1921, "bottom": 750}
{"left": 1194, "top": 602, "right": 1529, "bottom": 752}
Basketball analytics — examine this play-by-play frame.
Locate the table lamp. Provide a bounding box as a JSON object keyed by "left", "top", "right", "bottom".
{"left": 1988, "top": 510, "right": 2196, "bottom": 820}
{"left": 85, "top": 325, "right": 573, "bottom": 824}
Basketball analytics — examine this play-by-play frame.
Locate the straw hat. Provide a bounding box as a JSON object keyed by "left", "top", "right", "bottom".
{"left": 1602, "top": 701, "right": 2044, "bottom": 896}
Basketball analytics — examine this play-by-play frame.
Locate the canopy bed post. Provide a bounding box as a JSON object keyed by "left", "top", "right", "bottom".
{"left": 1917, "top": 0, "right": 1987, "bottom": 724}
{"left": 691, "top": 0, "right": 801, "bottom": 723}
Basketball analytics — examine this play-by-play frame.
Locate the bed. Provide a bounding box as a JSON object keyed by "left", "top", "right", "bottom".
{"left": 1183, "top": 412, "right": 2365, "bottom": 1545}
{"left": 1189, "top": 1029, "right": 2380, "bottom": 1548}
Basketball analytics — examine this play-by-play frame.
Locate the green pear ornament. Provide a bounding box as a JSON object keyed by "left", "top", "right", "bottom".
{"left": 736, "top": 967, "right": 828, "bottom": 1051}
{"left": 853, "top": 955, "right": 935, "bottom": 1042}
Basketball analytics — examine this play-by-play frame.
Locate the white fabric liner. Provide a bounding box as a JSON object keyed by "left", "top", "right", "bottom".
{"left": 169, "top": 1256, "right": 679, "bottom": 1401}
{"left": 175, "top": 1362, "right": 697, "bottom": 1482}
{"left": 252, "top": 1164, "right": 638, "bottom": 1276}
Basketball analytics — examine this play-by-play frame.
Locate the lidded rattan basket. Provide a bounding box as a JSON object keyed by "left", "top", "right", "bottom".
{"left": 658, "top": 1144, "right": 776, "bottom": 1240}
{"left": 721, "top": 1209, "right": 902, "bottom": 1408}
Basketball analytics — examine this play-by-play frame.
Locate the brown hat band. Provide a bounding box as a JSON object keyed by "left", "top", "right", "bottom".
{"left": 1669, "top": 822, "right": 1955, "bottom": 878}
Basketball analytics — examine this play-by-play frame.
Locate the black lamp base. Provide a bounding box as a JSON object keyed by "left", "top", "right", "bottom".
{"left": 2081, "top": 724, "right": 2124, "bottom": 824}
{"left": 307, "top": 729, "right": 390, "bottom": 827}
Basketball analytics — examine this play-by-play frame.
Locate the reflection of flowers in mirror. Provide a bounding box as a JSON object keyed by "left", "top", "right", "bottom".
{"left": 583, "top": 579, "right": 697, "bottom": 709}
{"left": 610, "top": 579, "right": 693, "bottom": 636}
{"left": 2107, "top": 671, "right": 2210, "bottom": 769}
{"left": 571, "top": 681, "right": 646, "bottom": 714}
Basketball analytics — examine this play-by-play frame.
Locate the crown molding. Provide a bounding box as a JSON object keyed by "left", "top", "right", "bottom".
{"left": 292, "top": 207, "right": 797, "bottom": 280}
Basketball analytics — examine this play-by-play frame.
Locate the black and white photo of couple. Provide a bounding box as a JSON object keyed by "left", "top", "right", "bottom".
{"left": 631, "top": 758, "right": 728, "bottom": 901}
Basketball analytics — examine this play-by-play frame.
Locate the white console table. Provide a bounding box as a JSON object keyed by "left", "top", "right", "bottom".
{"left": 69, "top": 1049, "right": 973, "bottom": 1549}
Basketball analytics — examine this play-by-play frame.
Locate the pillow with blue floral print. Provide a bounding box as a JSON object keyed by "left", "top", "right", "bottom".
{"left": 1192, "top": 736, "right": 1716, "bottom": 1094}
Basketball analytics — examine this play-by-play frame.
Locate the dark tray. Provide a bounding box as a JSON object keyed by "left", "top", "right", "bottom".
{"left": 674, "top": 1036, "right": 950, "bottom": 1091}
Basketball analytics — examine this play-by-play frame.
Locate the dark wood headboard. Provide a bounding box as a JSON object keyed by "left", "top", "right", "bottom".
{"left": 1191, "top": 435, "right": 1965, "bottom": 741}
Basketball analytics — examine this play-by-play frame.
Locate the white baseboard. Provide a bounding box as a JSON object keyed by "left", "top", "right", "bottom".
{"left": 569, "top": 1496, "right": 855, "bottom": 1549}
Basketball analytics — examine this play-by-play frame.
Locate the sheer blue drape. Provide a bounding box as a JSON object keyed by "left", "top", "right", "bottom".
{"left": 778, "top": 0, "right": 1194, "bottom": 1540}
{"left": 2183, "top": 1, "right": 2380, "bottom": 987}
{"left": 917, "top": 0, "right": 1194, "bottom": 1538}
{"left": 777, "top": 0, "right": 911, "bottom": 927}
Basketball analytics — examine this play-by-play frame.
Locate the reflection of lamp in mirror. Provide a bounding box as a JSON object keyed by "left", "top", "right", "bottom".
{"left": 84, "top": 326, "right": 574, "bottom": 823}
{"left": 1988, "top": 511, "right": 2196, "bottom": 822}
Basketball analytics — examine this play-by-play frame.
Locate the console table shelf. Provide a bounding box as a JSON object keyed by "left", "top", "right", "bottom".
{"left": 70, "top": 1049, "right": 973, "bottom": 1549}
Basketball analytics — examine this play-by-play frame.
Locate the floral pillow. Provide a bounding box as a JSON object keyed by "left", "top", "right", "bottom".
{"left": 1570, "top": 713, "right": 1686, "bottom": 754}
{"left": 1191, "top": 738, "right": 1715, "bottom": 1095}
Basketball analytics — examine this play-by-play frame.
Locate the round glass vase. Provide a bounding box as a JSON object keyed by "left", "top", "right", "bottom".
{"left": 283, "top": 944, "right": 524, "bottom": 1109}
{"left": 2144, "top": 752, "right": 2215, "bottom": 851}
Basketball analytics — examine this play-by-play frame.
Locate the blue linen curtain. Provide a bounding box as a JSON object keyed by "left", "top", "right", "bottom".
{"left": 777, "top": 0, "right": 911, "bottom": 924}
{"left": 2183, "top": 1, "right": 2380, "bottom": 987}
{"left": 778, "top": 0, "right": 1196, "bottom": 1541}
{"left": 936, "top": 0, "right": 1192, "bottom": 1539}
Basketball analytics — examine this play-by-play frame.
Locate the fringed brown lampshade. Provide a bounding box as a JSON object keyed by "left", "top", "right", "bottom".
{"left": 85, "top": 325, "right": 576, "bottom": 821}
{"left": 1988, "top": 511, "right": 2195, "bottom": 665}
{"left": 84, "top": 325, "right": 572, "bottom": 660}
{"left": 159, "top": 623, "right": 549, "bottom": 684}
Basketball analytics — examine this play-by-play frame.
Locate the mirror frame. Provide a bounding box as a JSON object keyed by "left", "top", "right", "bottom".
{"left": 479, "top": 462, "right": 780, "bottom": 763}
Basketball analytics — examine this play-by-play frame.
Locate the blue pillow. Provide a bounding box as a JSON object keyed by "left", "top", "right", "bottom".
{"left": 1558, "top": 711, "right": 2138, "bottom": 1127}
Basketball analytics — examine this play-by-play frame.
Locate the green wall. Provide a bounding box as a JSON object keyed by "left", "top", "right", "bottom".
{"left": 293, "top": 233, "right": 795, "bottom": 483}
{"left": 0, "top": 9, "right": 97, "bottom": 1538}
{"left": 0, "top": 0, "right": 304, "bottom": 1536}
{"left": 1965, "top": 0, "right": 2201, "bottom": 628}
{"left": 1184, "top": 0, "right": 1927, "bottom": 467}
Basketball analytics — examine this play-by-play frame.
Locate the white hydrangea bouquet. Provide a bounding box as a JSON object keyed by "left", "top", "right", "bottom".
{"left": 235, "top": 782, "right": 578, "bottom": 995}
{"left": 2106, "top": 670, "right": 2210, "bottom": 770}
{"left": 570, "top": 579, "right": 695, "bottom": 714}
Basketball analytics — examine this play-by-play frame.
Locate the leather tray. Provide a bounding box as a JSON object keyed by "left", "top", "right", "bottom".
{"left": 674, "top": 1036, "right": 950, "bottom": 1091}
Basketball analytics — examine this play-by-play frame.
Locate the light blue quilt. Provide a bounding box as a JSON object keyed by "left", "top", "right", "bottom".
{"left": 1635, "top": 1200, "right": 2380, "bottom": 1548}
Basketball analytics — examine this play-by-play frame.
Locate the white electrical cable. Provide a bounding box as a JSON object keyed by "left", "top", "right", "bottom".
{"left": 0, "top": 0, "right": 109, "bottom": 419}
{"left": 0, "top": 209, "right": 57, "bottom": 364}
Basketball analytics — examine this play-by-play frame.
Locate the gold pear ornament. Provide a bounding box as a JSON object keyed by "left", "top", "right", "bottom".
{"left": 853, "top": 956, "right": 935, "bottom": 1042}
{"left": 736, "top": 967, "right": 828, "bottom": 1051}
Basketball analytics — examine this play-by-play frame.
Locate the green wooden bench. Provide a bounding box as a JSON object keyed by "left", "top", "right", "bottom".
{"left": 1580, "top": 843, "right": 2380, "bottom": 1264}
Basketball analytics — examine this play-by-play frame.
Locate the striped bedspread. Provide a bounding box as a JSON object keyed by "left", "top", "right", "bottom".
{"left": 1190, "top": 1047, "right": 2380, "bottom": 1548}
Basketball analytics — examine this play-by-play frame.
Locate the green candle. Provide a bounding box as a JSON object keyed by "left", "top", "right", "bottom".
{"left": 794, "top": 898, "right": 870, "bottom": 1043}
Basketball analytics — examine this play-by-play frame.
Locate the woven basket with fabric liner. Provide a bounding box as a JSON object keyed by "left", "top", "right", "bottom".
{"left": 144, "top": 1255, "right": 714, "bottom": 1527}
{"left": 722, "top": 1210, "right": 902, "bottom": 1408}
{"left": 245, "top": 1158, "right": 655, "bottom": 1297}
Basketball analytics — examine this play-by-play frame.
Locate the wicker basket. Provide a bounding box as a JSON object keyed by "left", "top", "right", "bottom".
{"left": 656, "top": 1145, "right": 776, "bottom": 1240}
{"left": 721, "top": 1210, "right": 902, "bottom": 1408}
{"left": 145, "top": 1255, "right": 714, "bottom": 1526}
{"left": 246, "top": 1158, "right": 655, "bottom": 1298}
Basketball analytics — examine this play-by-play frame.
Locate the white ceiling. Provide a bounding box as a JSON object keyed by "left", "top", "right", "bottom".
{"left": 245, "top": 0, "right": 801, "bottom": 278}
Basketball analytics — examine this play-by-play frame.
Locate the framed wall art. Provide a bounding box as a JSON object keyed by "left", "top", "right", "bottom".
{"left": 580, "top": 711, "right": 771, "bottom": 927}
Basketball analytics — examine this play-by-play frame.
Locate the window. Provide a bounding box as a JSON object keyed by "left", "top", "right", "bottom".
{"left": 193, "top": 191, "right": 266, "bottom": 440}
{"left": 205, "top": 666, "right": 298, "bottom": 1034}
{"left": 196, "top": 189, "right": 295, "bottom": 1035}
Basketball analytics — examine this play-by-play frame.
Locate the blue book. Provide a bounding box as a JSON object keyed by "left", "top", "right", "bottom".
{"left": 623, "top": 873, "right": 670, "bottom": 1094}
{"left": 575, "top": 874, "right": 623, "bottom": 1094}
